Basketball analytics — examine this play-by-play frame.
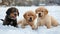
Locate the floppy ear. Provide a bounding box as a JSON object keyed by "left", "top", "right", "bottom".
{"left": 15, "top": 8, "right": 19, "bottom": 16}
{"left": 23, "top": 13, "right": 26, "bottom": 19}
{"left": 6, "top": 8, "right": 11, "bottom": 15}
{"left": 44, "top": 9, "right": 48, "bottom": 15}
{"left": 34, "top": 14, "right": 37, "bottom": 19}
{"left": 17, "top": 10, "right": 19, "bottom": 16}
{"left": 18, "top": 12, "right": 19, "bottom": 16}
{"left": 35, "top": 9, "right": 38, "bottom": 14}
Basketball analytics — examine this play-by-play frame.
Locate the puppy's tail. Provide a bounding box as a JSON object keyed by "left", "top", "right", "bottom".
{"left": 0, "top": 19, "right": 4, "bottom": 21}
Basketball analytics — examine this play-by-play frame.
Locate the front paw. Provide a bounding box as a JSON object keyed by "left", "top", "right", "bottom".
{"left": 32, "top": 25, "right": 38, "bottom": 30}
{"left": 21, "top": 26, "right": 25, "bottom": 29}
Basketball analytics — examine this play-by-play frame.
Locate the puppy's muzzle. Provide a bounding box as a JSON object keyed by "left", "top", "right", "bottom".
{"left": 38, "top": 13, "right": 41, "bottom": 17}
{"left": 14, "top": 12, "right": 17, "bottom": 16}
{"left": 14, "top": 14, "right": 17, "bottom": 16}
{"left": 29, "top": 17, "right": 32, "bottom": 22}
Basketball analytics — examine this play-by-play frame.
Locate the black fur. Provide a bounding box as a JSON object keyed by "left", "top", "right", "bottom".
{"left": 2, "top": 7, "right": 19, "bottom": 27}
{"left": 3, "top": 15, "right": 18, "bottom": 27}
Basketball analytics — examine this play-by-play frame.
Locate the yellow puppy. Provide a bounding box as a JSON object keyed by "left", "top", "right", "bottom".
{"left": 18, "top": 10, "right": 38, "bottom": 30}
{"left": 35, "top": 7, "right": 58, "bottom": 29}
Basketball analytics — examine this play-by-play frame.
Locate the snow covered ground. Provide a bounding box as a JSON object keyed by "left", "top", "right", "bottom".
{"left": 0, "top": 6, "right": 60, "bottom": 34}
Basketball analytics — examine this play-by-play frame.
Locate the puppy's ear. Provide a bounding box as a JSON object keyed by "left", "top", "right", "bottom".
{"left": 23, "top": 13, "right": 26, "bottom": 19}
{"left": 34, "top": 14, "right": 37, "bottom": 19}
{"left": 18, "top": 12, "right": 19, "bottom": 16}
{"left": 6, "top": 8, "right": 11, "bottom": 15}
{"left": 35, "top": 9, "right": 38, "bottom": 14}
{"left": 15, "top": 8, "right": 19, "bottom": 16}
{"left": 44, "top": 9, "right": 48, "bottom": 15}
{"left": 17, "top": 10, "right": 19, "bottom": 16}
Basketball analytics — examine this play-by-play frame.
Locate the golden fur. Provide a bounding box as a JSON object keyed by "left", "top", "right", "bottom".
{"left": 35, "top": 7, "right": 58, "bottom": 29}
{"left": 18, "top": 10, "right": 38, "bottom": 30}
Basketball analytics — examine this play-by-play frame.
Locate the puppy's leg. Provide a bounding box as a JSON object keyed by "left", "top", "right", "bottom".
{"left": 37, "top": 21, "right": 44, "bottom": 26}
{"left": 52, "top": 21, "right": 58, "bottom": 27}
{"left": 37, "top": 22, "right": 41, "bottom": 26}
{"left": 21, "top": 24, "right": 25, "bottom": 29}
{"left": 31, "top": 25, "right": 38, "bottom": 30}
{"left": 31, "top": 19, "right": 38, "bottom": 30}
{"left": 46, "top": 22, "right": 51, "bottom": 29}
{"left": 17, "top": 20, "right": 22, "bottom": 25}
{"left": 12, "top": 20, "right": 18, "bottom": 27}
{"left": 31, "top": 25, "right": 35, "bottom": 30}
{"left": 51, "top": 18, "right": 58, "bottom": 26}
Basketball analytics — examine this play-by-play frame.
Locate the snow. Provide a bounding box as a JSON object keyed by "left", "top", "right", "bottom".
{"left": 0, "top": 6, "right": 60, "bottom": 34}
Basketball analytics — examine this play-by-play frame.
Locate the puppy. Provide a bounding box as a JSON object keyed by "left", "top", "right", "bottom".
{"left": 18, "top": 10, "right": 37, "bottom": 30}
{"left": 3, "top": 7, "right": 19, "bottom": 27}
{"left": 35, "top": 7, "right": 58, "bottom": 29}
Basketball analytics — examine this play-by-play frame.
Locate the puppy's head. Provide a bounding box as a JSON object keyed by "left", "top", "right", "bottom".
{"left": 23, "top": 11, "right": 37, "bottom": 22}
{"left": 6, "top": 7, "right": 19, "bottom": 19}
{"left": 35, "top": 7, "right": 48, "bottom": 17}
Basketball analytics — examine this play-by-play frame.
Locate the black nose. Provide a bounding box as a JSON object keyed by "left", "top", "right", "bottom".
{"left": 38, "top": 13, "right": 41, "bottom": 17}
{"left": 14, "top": 14, "right": 17, "bottom": 16}
{"left": 29, "top": 17, "right": 32, "bottom": 22}
{"left": 39, "top": 13, "right": 41, "bottom": 15}
{"left": 30, "top": 17, "right": 32, "bottom": 20}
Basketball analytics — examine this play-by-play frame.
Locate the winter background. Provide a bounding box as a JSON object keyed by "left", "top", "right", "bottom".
{"left": 0, "top": 6, "right": 60, "bottom": 34}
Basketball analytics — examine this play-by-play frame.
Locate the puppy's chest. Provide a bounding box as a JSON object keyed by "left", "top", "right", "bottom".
{"left": 10, "top": 21, "right": 14, "bottom": 24}
{"left": 37, "top": 18, "right": 45, "bottom": 23}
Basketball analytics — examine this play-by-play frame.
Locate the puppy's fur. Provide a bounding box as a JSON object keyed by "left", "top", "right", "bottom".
{"left": 18, "top": 10, "right": 37, "bottom": 30}
{"left": 35, "top": 7, "right": 58, "bottom": 29}
{"left": 3, "top": 7, "right": 19, "bottom": 27}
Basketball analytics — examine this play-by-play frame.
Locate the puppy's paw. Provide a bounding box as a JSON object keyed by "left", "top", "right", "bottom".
{"left": 47, "top": 26, "right": 51, "bottom": 29}
{"left": 32, "top": 25, "right": 38, "bottom": 30}
{"left": 21, "top": 26, "right": 25, "bottom": 29}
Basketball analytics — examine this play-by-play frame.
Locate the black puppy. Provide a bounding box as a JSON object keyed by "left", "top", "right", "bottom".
{"left": 0, "top": 7, "right": 19, "bottom": 27}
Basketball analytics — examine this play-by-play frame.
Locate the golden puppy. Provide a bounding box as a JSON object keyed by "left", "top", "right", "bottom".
{"left": 35, "top": 7, "right": 58, "bottom": 29}
{"left": 18, "top": 10, "right": 38, "bottom": 30}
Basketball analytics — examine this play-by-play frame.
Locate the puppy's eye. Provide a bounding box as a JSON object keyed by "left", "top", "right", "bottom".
{"left": 32, "top": 15, "right": 34, "bottom": 16}
{"left": 41, "top": 11, "right": 43, "bottom": 12}
{"left": 28, "top": 15, "right": 30, "bottom": 16}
